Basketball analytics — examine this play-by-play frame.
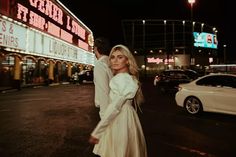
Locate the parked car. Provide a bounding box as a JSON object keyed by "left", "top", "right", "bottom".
{"left": 71, "top": 72, "right": 79, "bottom": 84}
{"left": 78, "top": 70, "right": 94, "bottom": 84}
{"left": 153, "top": 69, "right": 198, "bottom": 93}
{"left": 175, "top": 73, "right": 236, "bottom": 115}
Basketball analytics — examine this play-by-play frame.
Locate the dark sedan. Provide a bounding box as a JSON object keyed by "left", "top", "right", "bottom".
{"left": 154, "top": 69, "right": 198, "bottom": 93}
{"left": 78, "top": 70, "right": 94, "bottom": 84}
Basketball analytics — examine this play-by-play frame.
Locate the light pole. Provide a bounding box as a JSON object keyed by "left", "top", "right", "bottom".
{"left": 183, "top": 20, "right": 186, "bottom": 54}
{"left": 164, "top": 20, "right": 166, "bottom": 52}
{"left": 142, "top": 20, "right": 146, "bottom": 79}
{"left": 188, "top": 0, "right": 195, "bottom": 66}
{"left": 164, "top": 20, "right": 167, "bottom": 68}
{"left": 201, "top": 23, "right": 204, "bottom": 32}
{"left": 188, "top": 0, "right": 195, "bottom": 21}
{"left": 223, "top": 45, "right": 227, "bottom": 64}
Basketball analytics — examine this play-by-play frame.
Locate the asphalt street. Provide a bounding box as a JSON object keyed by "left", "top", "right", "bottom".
{"left": 0, "top": 82, "right": 235, "bottom": 157}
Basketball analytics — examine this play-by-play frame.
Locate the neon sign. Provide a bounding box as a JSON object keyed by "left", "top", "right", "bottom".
{"left": 147, "top": 57, "right": 174, "bottom": 64}
{"left": 29, "top": 0, "right": 63, "bottom": 25}
{"left": 12, "top": 0, "right": 89, "bottom": 50}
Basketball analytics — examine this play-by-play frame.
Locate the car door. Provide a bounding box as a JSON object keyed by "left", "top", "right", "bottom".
{"left": 195, "top": 75, "right": 234, "bottom": 113}
{"left": 198, "top": 75, "right": 236, "bottom": 114}
{"left": 217, "top": 86, "right": 236, "bottom": 113}
{"left": 213, "top": 76, "right": 236, "bottom": 113}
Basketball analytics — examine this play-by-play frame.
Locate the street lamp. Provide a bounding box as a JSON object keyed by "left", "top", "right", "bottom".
{"left": 164, "top": 20, "right": 167, "bottom": 67}
{"left": 164, "top": 20, "right": 166, "bottom": 51}
{"left": 201, "top": 23, "right": 204, "bottom": 32}
{"left": 188, "top": 0, "right": 195, "bottom": 21}
{"left": 142, "top": 20, "right": 146, "bottom": 79}
{"left": 183, "top": 20, "right": 186, "bottom": 54}
{"left": 223, "top": 44, "right": 227, "bottom": 64}
{"left": 188, "top": 0, "right": 195, "bottom": 66}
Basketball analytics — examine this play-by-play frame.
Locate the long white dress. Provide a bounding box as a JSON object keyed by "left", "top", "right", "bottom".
{"left": 91, "top": 73, "right": 147, "bottom": 157}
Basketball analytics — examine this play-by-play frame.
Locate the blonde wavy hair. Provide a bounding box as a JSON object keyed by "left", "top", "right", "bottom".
{"left": 109, "top": 44, "right": 145, "bottom": 110}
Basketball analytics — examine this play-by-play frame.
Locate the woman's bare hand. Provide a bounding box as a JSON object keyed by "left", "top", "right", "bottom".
{"left": 89, "top": 136, "right": 99, "bottom": 144}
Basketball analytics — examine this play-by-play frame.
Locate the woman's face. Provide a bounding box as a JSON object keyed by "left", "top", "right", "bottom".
{"left": 110, "top": 50, "right": 129, "bottom": 73}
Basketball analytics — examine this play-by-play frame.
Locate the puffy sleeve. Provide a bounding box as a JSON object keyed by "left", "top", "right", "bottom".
{"left": 91, "top": 73, "right": 138, "bottom": 139}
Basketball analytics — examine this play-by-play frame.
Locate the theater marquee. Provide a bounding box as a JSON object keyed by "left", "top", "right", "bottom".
{"left": 0, "top": 0, "right": 93, "bottom": 51}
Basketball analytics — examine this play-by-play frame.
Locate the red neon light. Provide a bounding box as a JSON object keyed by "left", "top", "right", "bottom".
{"left": 148, "top": 57, "right": 163, "bottom": 64}
{"left": 17, "top": 3, "right": 28, "bottom": 22}
{"left": 48, "top": 21, "right": 60, "bottom": 38}
{"left": 60, "top": 29, "right": 72, "bottom": 43}
{"left": 15, "top": 1, "right": 90, "bottom": 49}
{"left": 147, "top": 57, "right": 174, "bottom": 64}
{"left": 66, "top": 16, "right": 71, "bottom": 30}
{"left": 29, "top": 0, "right": 63, "bottom": 25}
{"left": 71, "top": 21, "right": 85, "bottom": 40}
{"left": 29, "top": 11, "right": 46, "bottom": 30}
{"left": 78, "top": 39, "right": 88, "bottom": 51}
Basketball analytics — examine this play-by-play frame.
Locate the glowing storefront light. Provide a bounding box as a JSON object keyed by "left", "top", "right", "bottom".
{"left": 147, "top": 57, "right": 174, "bottom": 64}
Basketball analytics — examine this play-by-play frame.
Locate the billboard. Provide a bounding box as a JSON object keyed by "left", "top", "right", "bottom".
{"left": 193, "top": 32, "right": 218, "bottom": 49}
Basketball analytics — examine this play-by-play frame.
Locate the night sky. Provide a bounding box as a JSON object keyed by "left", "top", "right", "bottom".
{"left": 59, "top": 0, "right": 234, "bottom": 62}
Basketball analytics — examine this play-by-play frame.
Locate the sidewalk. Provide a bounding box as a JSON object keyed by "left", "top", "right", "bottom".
{"left": 0, "top": 86, "right": 17, "bottom": 93}
{"left": 0, "top": 82, "right": 72, "bottom": 93}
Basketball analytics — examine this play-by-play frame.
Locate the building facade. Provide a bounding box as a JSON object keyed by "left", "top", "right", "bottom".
{"left": 121, "top": 19, "right": 219, "bottom": 75}
{"left": 0, "top": 0, "right": 95, "bottom": 89}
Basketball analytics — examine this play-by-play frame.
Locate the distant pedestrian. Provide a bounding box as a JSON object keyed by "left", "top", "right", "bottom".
{"left": 93, "top": 37, "right": 113, "bottom": 119}
{"left": 89, "top": 44, "right": 147, "bottom": 157}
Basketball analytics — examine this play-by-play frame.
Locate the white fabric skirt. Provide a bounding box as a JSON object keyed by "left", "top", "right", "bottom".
{"left": 93, "top": 104, "right": 147, "bottom": 157}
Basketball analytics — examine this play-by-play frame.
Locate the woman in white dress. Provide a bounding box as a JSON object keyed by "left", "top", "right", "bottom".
{"left": 89, "top": 44, "right": 147, "bottom": 157}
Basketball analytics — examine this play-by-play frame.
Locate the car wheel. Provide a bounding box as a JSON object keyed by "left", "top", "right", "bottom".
{"left": 184, "top": 96, "right": 202, "bottom": 115}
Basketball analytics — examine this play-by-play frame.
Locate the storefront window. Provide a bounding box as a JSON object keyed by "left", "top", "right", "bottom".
{"left": 53, "top": 62, "right": 69, "bottom": 83}
{"left": 0, "top": 55, "right": 14, "bottom": 87}
{"left": 61, "top": 63, "right": 68, "bottom": 82}
{"left": 22, "top": 58, "right": 36, "bottom": 85}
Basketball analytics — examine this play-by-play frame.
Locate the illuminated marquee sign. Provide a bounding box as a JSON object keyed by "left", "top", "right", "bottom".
{"left": 193, "top": 32, "right": 218, "bottom": 49}
{"left": 2, "top": 0, "right": 92, "bottom": 51}
{"left": 0, "top": 17, "right": 95, "bottom": 65}
{"left": 26, "top": 27, "right": 94, "bottom": 65}
{"left": 0, "top": 17, "right": 26, "bottom": 50}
